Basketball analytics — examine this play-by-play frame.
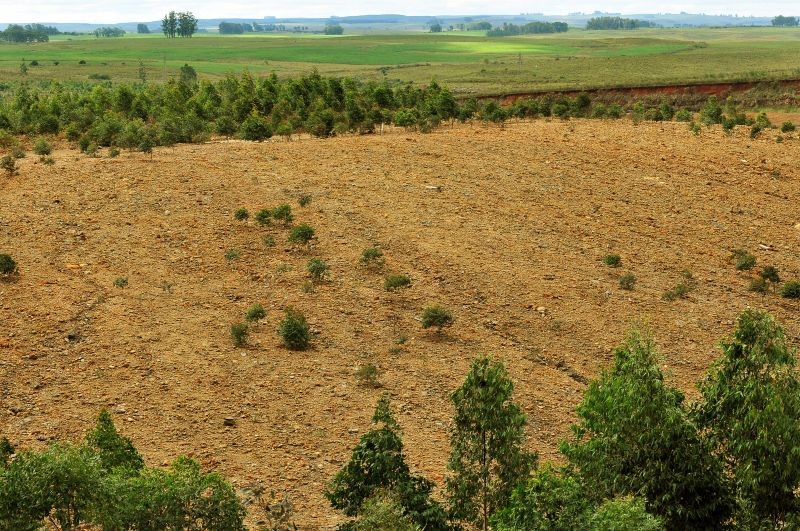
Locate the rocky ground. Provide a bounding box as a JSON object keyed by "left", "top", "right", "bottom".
{"left": 1, "top": 119, "right": 799, "bottom": 527}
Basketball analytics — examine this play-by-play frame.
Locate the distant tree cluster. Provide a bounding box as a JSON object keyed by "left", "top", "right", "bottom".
{"left": 136, "top": 23, "right": 151, "bottom": 34}
{"left": 487, "top": 21, "right": 568, "bottom": 36}
{"left": 219, "top": 21, "right": 292, "bottom": 34}
{"left": 93, "top": 27, "right": 125, "bottom": 38}
{"left": 161, "top": 11, "right": 198, "bottom": 38}
{"left": 772, "top": 15, "right": 799, "bottom": 26}
{"left": 324, "top": 24, "right": 344, "bottom": 35}
{"left": 0, "top": 24, "right": 58, "bottom": 43}
{"left": 586, "top": 16, "right": 655, "bottom": 29}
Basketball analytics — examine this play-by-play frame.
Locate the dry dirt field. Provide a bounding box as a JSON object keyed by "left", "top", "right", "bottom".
{"left": 2, "top": 119, "right": 799, "bottom": 527}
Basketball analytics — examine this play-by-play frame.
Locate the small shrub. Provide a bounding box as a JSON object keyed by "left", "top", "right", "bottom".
{"left": 355, "top": 363, "right": 380, "bottom": 387}
{"left": 234, "top": 208, "right": 249, "bottom": 221}
{"left": 781, "top": 121, "right": 796, "bottom": 133}
{"left": 225, "top": 249, "right": 241, "bottom": 261}
{"left": 278, "top": 307, "right": 310, "bottom": 350}
{"left": 108, "top": 147, "right": 120, "bottom": 158}
{"left": 231, "top": 322, "right": 249, "bottom": 346}
{"left": 113, "top": 276, "right": 128, "bottom": 288}
{"left": 361, "top": 247, "right": 385, "bottom": 267}
{"left": 602, "top": 254, "right": 622, "bottom": 267}
{"left": 384, "top": 274, "right": 411, "bottom": 291}
{"left": 33, "top": 137, "right": 52, "bottom": 156}
{"left": 619, "top": 273, "right": 636, "bottom": 290}
{"left": 732, "top": 249, "right": 756, "bottom": 271}
{"left": 307, "top": 258, "right": 329, "bottom": 281}
{"left": 760, "top": 265, "right": 780, "bottom": 284}
{"left": 749, "top": 277, "right": 768, "bottom": 294}
{"left": 262, "top": 235, "right": 276, "bottom": 247}
{"left": 298, "top": 193, "right": 312, "bottom": 207}
{"left": 421, "top": 305, "right": 453, "bottom": 331}
{"left": 781, "top": 280, "right": 800, "bottom": 299}
{"left": 675, "top": 108, "right": 692, "bottom": 122}
{"left": 302, "top": 280, "right": 314, "bottom": 293}
{"left": 255, "top": 208, "right": 272, "bottom": 225}
{"left": 79, "top": 59, "right": 87, "bottom": 64}
{"left": 1, "top": 155, "right": 17, "bottom": 176}
{"left": 0, "top": 253, "right": 17, "bottom": 274}
{"left": 288, "top": 224, "right": 314, "bottom": 245}
{"left": 689, "top": 122, "right": 701, "bottom": 135}
{"left": 245, "top": 304, "right": 266, "bottom": 323}
{"left": 663, "top": 271, "right": 695, "bottom": 301}
{"left": 272, "top": 204, "right": 293, "bottom": 225}
{"left": 41, "top": 156, "right": 55, "bottom": 166}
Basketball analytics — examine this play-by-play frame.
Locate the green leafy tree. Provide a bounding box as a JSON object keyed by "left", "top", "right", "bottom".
{"left": 589, "top": 497, "right": 663, "bottom": 530}
{"left": 561, "top": 329, "right": 733, "bottom": 528}
{"left": 161, "top": 11, "right": 178, "bottom": 38}
{"left": 326, "top": 394, "right": 450, "bottom": 530}
{"left": 446, "top": 357, "right": 536, "bottom": 530}
{"left": 694, "top": 309, "right": 800, "bottom": 526}
{"left": 177, "top": 12, "right": 198, "bottom": 38}
{"left": 85, "top": 409, "right": 144, "bottom": 473}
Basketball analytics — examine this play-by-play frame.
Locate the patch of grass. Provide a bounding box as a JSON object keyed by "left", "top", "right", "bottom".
{"left": 113, "top": 276, "right": 128, "bottom": 288}
{"left": 262, "top": 235, "right": 276, "bottom": 247}
{"left": 619, "top": 273, "right": 636, "bottom": 290}
{"left": 360, "top": 247, "right": 385, "bottom": 268}
{"left": 234, "top": 208, "right": 249, "bottom": 221}
{"left": 255, "top": 208, "right": 272, "bottom": 225}
{"left": 272, "top": 204, "right": 293, "bottom": 225}
{"left": 108, "top": 147, "right": 120, "bottom": 158}
{"left": 231, "top": 322, "right": 249, "bottom": 346}
{"left": 278, "top": 307, "right": 310, "bottom": 350}
{"left": 663, "top": 270, "right": 695, "bottom": 301}
{"left": 421, "top": 304, "right": 454, "bottom": 331}
{"left": 602, "top": 254, "right": 622, "bottom": 267}
{"left": 225, "top": 249, "right": 241, "bottom": 261}
{"left": 245, "top": 303, "right": 266, "bottom": 323}
{"left": 781, "top": 280, "right": 800, "bottom": 299}
{"left": 298, "top": 193, "right": 312, "bottom": 207}
{"left": 384, "top": 274, "right": 411, "bottom": 291}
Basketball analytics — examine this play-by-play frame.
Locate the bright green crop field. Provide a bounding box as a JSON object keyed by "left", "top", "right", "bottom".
{"left": 1, "top": 27, "right": 800, "bottom": 95}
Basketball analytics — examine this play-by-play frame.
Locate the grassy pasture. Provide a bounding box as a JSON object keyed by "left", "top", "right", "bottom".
{"left": 1, "top": 27, "right": 799, "bottom": 95}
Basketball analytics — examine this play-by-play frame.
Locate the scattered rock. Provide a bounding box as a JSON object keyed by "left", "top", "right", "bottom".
{"left": 224, "top": 417, "right": 236, "bottom": 427}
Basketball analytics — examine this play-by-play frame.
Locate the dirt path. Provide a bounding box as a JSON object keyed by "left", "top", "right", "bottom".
{"left": 1, "top": 120, "right": 799, "bottom": 527}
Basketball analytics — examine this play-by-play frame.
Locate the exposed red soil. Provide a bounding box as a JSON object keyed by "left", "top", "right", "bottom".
{"left": 1, "top": 120, "right": 800, "bottom": 527}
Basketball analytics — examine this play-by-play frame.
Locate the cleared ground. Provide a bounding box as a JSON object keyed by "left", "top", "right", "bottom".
{"left": 1, "top": 120, "right": 800, "bottom": 527}
{"left": 2, "top": 27, "right": 800, "bottom": 94}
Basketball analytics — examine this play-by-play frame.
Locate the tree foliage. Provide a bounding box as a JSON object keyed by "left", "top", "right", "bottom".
{"left": 694, "top": 309, "right": 800, "bottom": 526}
{"left": 561, "top": 329, "right": 733, "bottom": 528}
{"left": 446, "top": 357, "right": 536, "bottom": 530}
{"left": 325, "top": 394, "right": 450, "bottom": 530}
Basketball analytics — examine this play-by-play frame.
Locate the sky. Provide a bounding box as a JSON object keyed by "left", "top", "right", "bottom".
{"left": 1, "top": 0, "right": 797, "bottom": 23}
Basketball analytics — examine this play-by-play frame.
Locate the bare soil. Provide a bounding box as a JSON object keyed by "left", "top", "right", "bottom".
{"left": 2, "top": 120, "right": 799, "bottom": 528}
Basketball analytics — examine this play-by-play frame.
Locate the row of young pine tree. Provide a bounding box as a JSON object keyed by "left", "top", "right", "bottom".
{"left": 2, "top": 308, "right": 799, "bottom": 529}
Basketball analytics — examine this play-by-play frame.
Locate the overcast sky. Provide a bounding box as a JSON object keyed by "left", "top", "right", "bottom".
{"left": 2, "top": 1, "right": 796, "bottom": 23}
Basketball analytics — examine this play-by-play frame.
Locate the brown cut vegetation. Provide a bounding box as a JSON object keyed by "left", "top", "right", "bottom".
{"left": 1, "top": 120, "right": 799, "bottom": 527}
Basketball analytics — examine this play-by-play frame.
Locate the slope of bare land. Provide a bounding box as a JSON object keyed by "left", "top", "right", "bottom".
{"left": 1, "top": 120, "right": 799, "bottom": 527}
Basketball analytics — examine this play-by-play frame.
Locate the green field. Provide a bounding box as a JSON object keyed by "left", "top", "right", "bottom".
{"left": 2, "top": 27, "right": 800, "bottom": 95}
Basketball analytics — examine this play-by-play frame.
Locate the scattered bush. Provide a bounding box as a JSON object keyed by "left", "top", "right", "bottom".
{"left": 262, "top": 235, "right": 276, "bottom": 247}
{"left": 781, "top": 121, "right": 796, "bottom": 133}
{"left": 361, "top": 247, "right": 385, "bottom": 267}
{"left": 619, "top": 273, "right": 636, "bottom": 290}
{"left": 675, "top": 108, "right": 692, "bottom": 122}
{"left": 602, "top": 254, "right": 622, "bottom": 267}
{"left": 384, "top": 274, "right": 411, "bottom": 291}
{"left": 245, "top": 303, "right": 266, "bottom": 323}
{"left": 421, "top": 305, "right": 453, "bottom": 331}
{"left": 1, "top": 155, "right": 17, "bottom": 176}
{"left": 234, "top": 208, "right": 249, "bottom": 221}
{"left": 760, "top": 265, "right": 780, "bottom": 284}
{"left": 225, "top": 249, "right": 241, "bottom": 261}
{"left": 781, "top": 280, "right": 800, "bottom": 299}
{"left": 238, "top": 111, "right": 272, "bottom": 141}
{"left": 33, "top": 137, "right": 52, "bottom": 156}
{"left": 307, "top": 258, "right": 329, "bottom": 281}
{"left": 0, "top": 253, "right": 17, "bottom": 275}
{"left": 278, "top": 307, "right": 311, "bottom": 350}
{"left": 663, "top": 271, "right": 695, "bottom": 301}
{"left": 732, "top": 249, "right": 756, "bottom": 271}
{"left": 288, "top": 223, "right": 314, "bottom": 246}
{"left": 230, "top": 322, "right": 249, "bottom": 346}
{"left": 272, "top": 204, "right": 294, "bottom": 225}
{"left": 255, "top": 208, "right": 272, "bottom": 225}
{"left": 355, "top": 363, "right": 380, "bottom": 387}
{"left": 113, "top": 276, "right": 128, "bottom": 288}
{"left": 749, "top": 277, "right": 768, "bottom": 294}
{"left": 298, "top": 193, "right": 312, "bottom": 207}
{"left": 108, "top": 147, "right": 120, "bottom": 158}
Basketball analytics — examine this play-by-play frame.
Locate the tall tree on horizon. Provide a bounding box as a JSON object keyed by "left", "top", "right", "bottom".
{"left": 177, "top": 12, "right": 198, "bottom": 38}
{"left": 161, "top": 11, "right": 177, "bottom": 38}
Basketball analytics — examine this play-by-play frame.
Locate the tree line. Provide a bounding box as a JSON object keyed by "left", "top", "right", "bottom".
{"left": 487, "top": 21, "right": 568, "bottom": 37}
{"left": 2, "top": 309, "right": 799, "bottom": 528}
{"left": 93, "top": 27, "right": 125, "bottom": 38}
{"left": 160, "top": 11, "right": 198, "bottom": 38}
{"left": 586, "top": 16, "right": 656, "bottom": 30}
{"left": 772, "top": 15, "right": 799, "bottom": 26}
{"left": 0, "top": 24, "right": 58, "bottom": 43}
